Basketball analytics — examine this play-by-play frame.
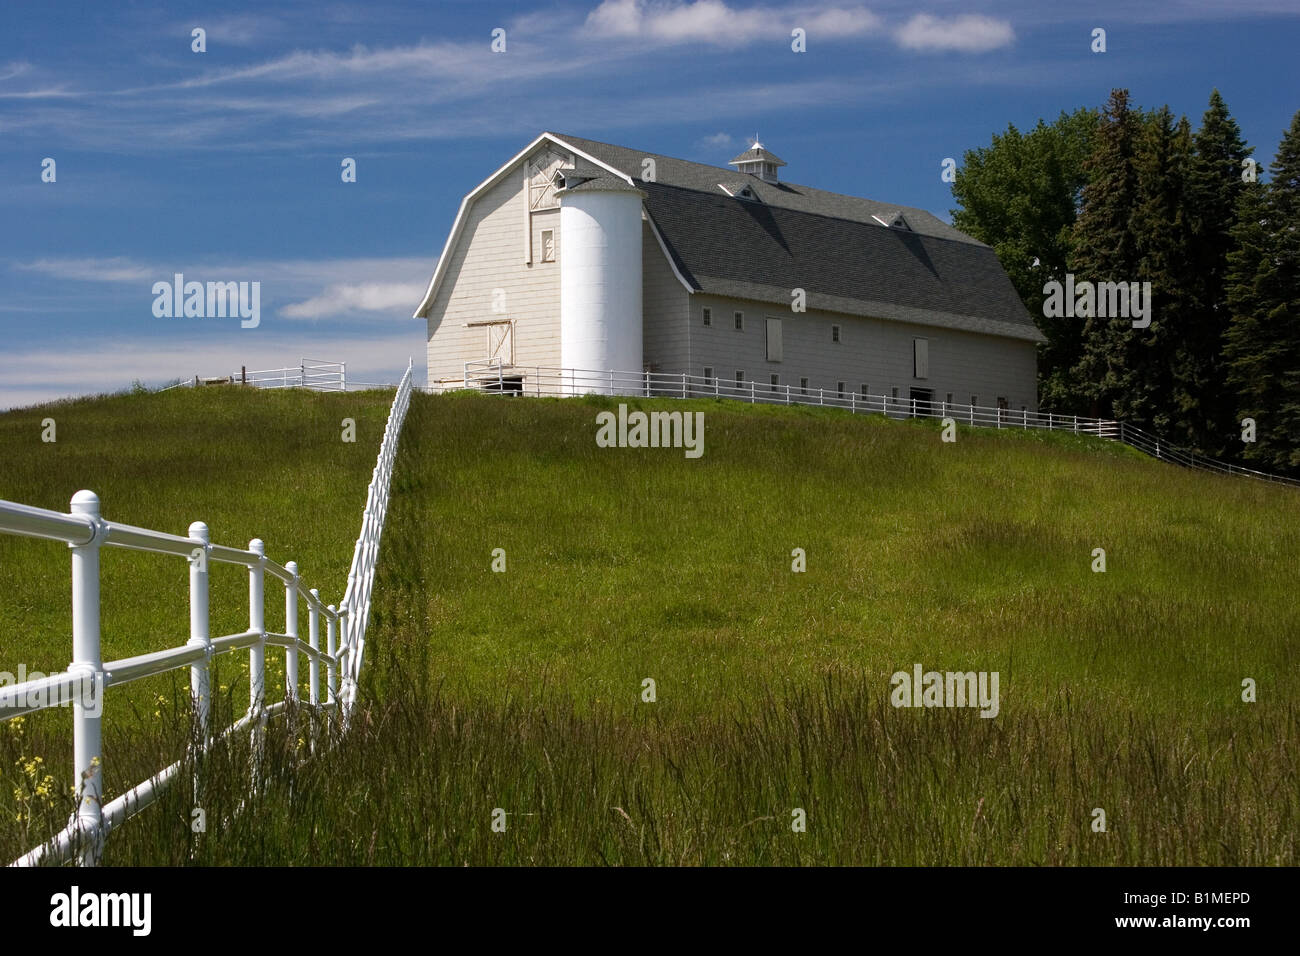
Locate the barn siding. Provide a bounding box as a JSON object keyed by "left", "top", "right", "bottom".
{"left": 682, "top": 293, "right": 1039, "bottom": 412}
{"left": 641, "top": 219, "right": 690, "bottom": 374}
{"left": 424, "top": 160, "right": 563, "bottom": 383}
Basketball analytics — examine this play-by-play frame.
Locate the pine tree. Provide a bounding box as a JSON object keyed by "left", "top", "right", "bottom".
{"left": 1122, "top": 107, "right": 1196, "bottom": 436}
{"left": 1071, "top": 89, "right": 1145, "bottom": 418}
{"left": 1184, "top": 90, "right": 1252, "bottom": 455}
{"left": 1224, "top": 112, "right": 1300, "bottom": 472}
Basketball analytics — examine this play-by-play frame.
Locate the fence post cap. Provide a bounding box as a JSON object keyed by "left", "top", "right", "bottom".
{"left": 70, "top": 489, "right": 100, "bottom": 514}
{"left": 188, "top": 520, "right": 210, "bottom": 541}
{"left": 249, "top": 538, "right": 265, "bottom": 557}
{"left": 286, "top": 560, "right": 299, "bottom": 577}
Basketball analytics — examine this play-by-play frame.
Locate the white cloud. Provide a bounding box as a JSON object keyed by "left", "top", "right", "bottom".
{"left": 16, "top": 257, "right": 156, "bottom": 282}
{"left": 895, "top": 14, "right": 1015, "bottom": 53}
{"left": 698, "top": 131, "right": 736, "bottom": 149}
{"left": 282, "top": 282, "right": 428, "bottom": 319}
{"left": 801, "top": 7, "right": 882, "bottom": 36}
{"left": 12, "top": 256, "right": 430, "bottom": 320}
{"left": 586, "top": 1, "right": 879, "bottom": 47}
{"left": 0, "top": 330, "right": 427, "bottom": 411}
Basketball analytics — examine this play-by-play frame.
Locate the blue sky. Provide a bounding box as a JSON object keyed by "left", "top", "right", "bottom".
{"left": 2, "top": 0, "right": 1297, "bottom": 409}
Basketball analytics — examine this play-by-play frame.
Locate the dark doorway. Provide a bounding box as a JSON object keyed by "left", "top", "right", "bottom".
{"left": 909, "top": 387, "right": 934, "bottom": 417}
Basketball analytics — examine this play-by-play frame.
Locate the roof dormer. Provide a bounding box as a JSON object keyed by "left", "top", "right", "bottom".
{"left": 872, "top": 211, "right": 912, "bottom": 230}
{"left": 728, "top": 139, "right": 786, "bottom": 184}
{"left": 719, "top": 181, "right": 762, "bottom": 201}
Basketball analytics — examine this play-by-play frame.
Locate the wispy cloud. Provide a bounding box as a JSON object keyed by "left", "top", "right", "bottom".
{"left": 282, "top": 282, "right": 428, "bottom": 319}
{"left": 895, "top": 14, "right": 1015, "bottom": 53}
{"left": 698, "top": 131, "right": 736, "bottom": 150}
{"left": 11, "top": 256, "right": 432, "bottom": 320}
{"left": 0, "top": 330, "right": 426, "bottom": 411}
{"left": 585, "top": 1, "right": 880, "bottom": 46}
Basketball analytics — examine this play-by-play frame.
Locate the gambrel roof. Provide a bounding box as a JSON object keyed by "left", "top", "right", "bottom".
{"left": 415, "top": 132, "right": 1044, "bottom": 344}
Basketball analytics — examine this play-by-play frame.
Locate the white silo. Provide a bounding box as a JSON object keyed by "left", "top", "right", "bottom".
{"left": 556, "top": 174, "right": 646, "bottom": 395}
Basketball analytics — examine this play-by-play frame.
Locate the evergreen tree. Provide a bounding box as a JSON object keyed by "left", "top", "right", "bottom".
{"left": 1071, "top": 89, "right": 1146, "bottom": 418}
{"left": 1184, "top": 90, "right": 1252, "bottom": 455}
{"left": 1224, "top": 111, "right": 1300, "bottom": 472}
{"left": 1114, "top": 108, "right": 1197, "bottom": 436}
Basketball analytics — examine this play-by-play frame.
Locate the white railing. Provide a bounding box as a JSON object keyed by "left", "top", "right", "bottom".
{"left": 444, "top": 364, "right": 1300, "bottom": 488}
{"left": 158, "top": 359, "right": 348, "bottom": 392}
{"left": 240, "top": 359, "right": 346, "bottom": 391}
{"left": 1, "top": 359, "right": 413, "bottom": 866}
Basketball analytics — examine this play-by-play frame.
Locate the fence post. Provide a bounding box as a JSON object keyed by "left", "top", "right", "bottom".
{"left": 326, "top": 605, "right": 338, "bottom": 706}
{"left": 69, "top": 490, "right": 104, "bottom": 866}
{"left": 911, "top": 398, "right": 916, "bottom": 418}
{"left": 308, "top": 589, "right": 321, "bottom": 708}
{"left": 248, "top": 539, "right": 266, "bottom": 783}
{"left": 820, "top": 388, "right": 824, "bottom": 406}
{"left": 187, "top": 520, "right": 211, "bottom": 809}
{"left": 284, "top": 561, "right": 299, "bottom": 703}
{"left": 682, "top": 372, "right": 686, "bottom": 399}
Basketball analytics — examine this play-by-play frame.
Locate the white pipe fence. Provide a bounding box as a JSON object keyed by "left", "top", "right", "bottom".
{"left": 446, "top": 363, "right": 1300, "bottom": 489}
{"left": 158, "top": 359, "right": 349, "bottom": 392}
{"left": 0, "top": 359, "right": 413, "bottom": 866}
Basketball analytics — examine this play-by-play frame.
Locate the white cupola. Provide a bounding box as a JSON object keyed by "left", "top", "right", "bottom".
{"left": 728, "top": 139, "right": 786, "bottom": 184}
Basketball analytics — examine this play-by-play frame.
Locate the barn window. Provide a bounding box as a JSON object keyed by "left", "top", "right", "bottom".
{"left": 765, "top": 318, "right": 783, "bottom": 362}
{"left": 832, "top": 325, "right": 841, "bottom": 343}
{"left": 913, "top": 338, "right": 929, "bottom": 379}
{"left": 702, "top": 307, "right": 712, "bottom": 327}
{"left": 946, "top": 393, "right": 953, "bottom": 405}
{"left": 735, "top": 370, "right": 745, "bottom": 385}
{"left": 892, "top": 387, "right": 899, "bottom": 399}
{"left": 860, "top": 383, "right": 869, "bottom": 398}
{"left": 800, "top": 377, "right": 809, "bottom": 395}
{"left": 541, "top": 230, "right": 555, "bottom": 263}
{"left": 970, "top": 395, "right": 978, "bottom": 406}
{"left": 734, "top": 311, "right": 744, "bottom": 331}
{"left": 703, "top": 366, "right": 714, "bottom": 383}
{"left": 837, "top": 382, "right": 845, "bottom": 397}
{"left": 770, "top": 373, "right": 780, "bottom": 391}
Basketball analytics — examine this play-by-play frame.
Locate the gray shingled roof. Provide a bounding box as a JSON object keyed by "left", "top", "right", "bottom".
{"left": 547, "top": 132, "right": 1044, "bottom": 344}
{"left": 556, "top": 174, "right": 645, "bottom": 196}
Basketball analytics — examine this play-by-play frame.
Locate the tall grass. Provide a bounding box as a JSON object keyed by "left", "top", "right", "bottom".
{"left": 0, "top": 386, "right": 394, "bottom": 858}
{"left": 3, "top": 390, "right": 1297, "bottom": 864}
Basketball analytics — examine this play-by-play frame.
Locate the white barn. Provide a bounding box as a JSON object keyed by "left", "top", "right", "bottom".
{"left": 414, "top": 132, "right": 1043, "bottom": 410}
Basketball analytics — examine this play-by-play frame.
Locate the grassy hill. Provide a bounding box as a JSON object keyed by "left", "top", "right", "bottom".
{"left": 3, "top": 389, "right": 1297, "bottom": 864}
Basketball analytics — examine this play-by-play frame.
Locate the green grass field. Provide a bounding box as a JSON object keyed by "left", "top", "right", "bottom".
{"left": 2, "top": 388, "right": 1297, "bottom": 864}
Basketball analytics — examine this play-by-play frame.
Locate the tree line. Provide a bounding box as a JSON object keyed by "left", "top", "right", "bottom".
{"left": 951, "top": 89, "right": 1300, "bottom": 474}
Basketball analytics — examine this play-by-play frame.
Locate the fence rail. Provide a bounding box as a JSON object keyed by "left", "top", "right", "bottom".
{"left": 446, "top": 363, "right": 1299, "bottom": 488}
{"left": 1, "top": 359, "right": 413, "bottom": 866}
{"left": 158, "top": 359, "right": 348, "bottom": 392}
